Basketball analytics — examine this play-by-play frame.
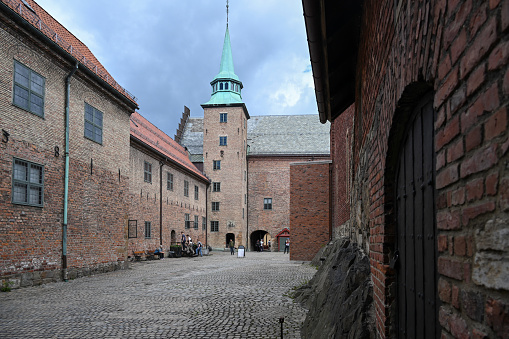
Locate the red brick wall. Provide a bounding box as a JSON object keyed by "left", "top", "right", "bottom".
{"left": 128, "top": 144, "right": 207, "bottom": 254}
{"left": 289, "top": 161, "right": 330, "bottom": 261}
{"left": 0, "top": 10, "right": 135, "bottom": 286}
{"left": 337, "top": 0, "right": 509, "bottom": 337}
{"left": 203, "top": 106, "right": 248, "bottom": 249}
{"left": 330, "top": 104, "right": 354, "bottom": 235}
{"left": 248, "top": 155, "right": 329, "bottom": 251}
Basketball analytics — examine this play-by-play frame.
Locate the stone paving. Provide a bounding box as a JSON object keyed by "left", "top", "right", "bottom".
{"left": 0, "top": 251, "right": 316, "bottom": 338}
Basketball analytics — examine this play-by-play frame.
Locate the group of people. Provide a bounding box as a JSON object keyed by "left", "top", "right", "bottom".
{"left": 181, "top": 231, "right": 203, "bottom": 257}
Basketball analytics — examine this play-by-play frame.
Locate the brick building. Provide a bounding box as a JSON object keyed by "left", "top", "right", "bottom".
{"left": 0, "top": 0, "right": 138, "bottom": 286}
{"left": 290, "top": 160, "right": 331, "bottom": 261}
{"left": 179, "top": 24, "right": 330, "bottom": 251}
{"left": 128, "top": 112, "right": 209, "bottom": 255}
{"left": 303, "top": 0, "right": 509, "bottom": 338}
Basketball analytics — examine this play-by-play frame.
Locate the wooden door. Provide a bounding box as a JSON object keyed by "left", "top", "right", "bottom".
{"left": 395, "top": 93, "right": 438, "bottom": 338}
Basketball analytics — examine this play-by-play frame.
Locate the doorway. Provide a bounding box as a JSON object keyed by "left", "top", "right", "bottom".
{"left": 226, "top": 233, "right": 235, "bottom": 248}
{"left": 250, "top": 230, "right": 268, "bottom": 251}
{"left": 395, "top": 93, "right": 437, "bottom": 338}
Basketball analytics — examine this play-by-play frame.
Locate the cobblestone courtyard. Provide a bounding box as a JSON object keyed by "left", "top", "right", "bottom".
{"left": 0, "top": 251, "right": 316, "bottom": 338}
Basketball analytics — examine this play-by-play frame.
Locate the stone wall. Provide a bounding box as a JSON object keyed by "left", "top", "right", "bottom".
{"left": 289, "top": 161, "right": 331, "bottom": 261}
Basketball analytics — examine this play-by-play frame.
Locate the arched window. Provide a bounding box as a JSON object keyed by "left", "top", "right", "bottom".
{"left": 220, "top": 83, "right": 223, "bottom": 90}
{"left": 225, "top": 82, "right": 229, "bottom": 90}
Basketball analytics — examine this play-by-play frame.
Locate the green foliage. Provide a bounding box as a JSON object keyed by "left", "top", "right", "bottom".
{"left": 1, "top": 280, "right": 13, "bottom": 292}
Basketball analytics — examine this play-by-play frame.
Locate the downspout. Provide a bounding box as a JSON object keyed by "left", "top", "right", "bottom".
{"left": 63, "top": 62, "right": 78, "bottom": 281}
{"left": 205, "top": 184, "right": 209, "bottom": 249}
{"left": 159, "top": 161, "right": 163, "bottom": 246}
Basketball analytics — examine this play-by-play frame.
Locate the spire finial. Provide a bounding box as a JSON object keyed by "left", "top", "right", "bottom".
{"left": 226, "top": 0, "right": 229, "bottom": 27}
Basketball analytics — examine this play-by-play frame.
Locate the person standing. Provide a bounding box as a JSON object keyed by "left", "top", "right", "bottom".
{"left": 181, "top": 232, "right": 186, "bottom": 249}
{"left": 260, "top": 239, "right": 264, "bottom": 252}
{"left": 229, "top": 239, "right": 234, "bottom": 255}
{"left": 284, "top": 239, "right": 290, "bottom": 254}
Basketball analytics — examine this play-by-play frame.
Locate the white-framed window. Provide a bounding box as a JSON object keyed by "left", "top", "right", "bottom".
{"left": 212, "top": 202, "right": 220, "bottom": 211}
{"left": 220, "top": 113, "right": 227, "bottom": 123}
{"left": 219, "top": 136, "right": 227, "bottom": 146}
{"left": 213, "top": 160, "right": 221, "bottom": 170}
{"left": 213, "top": 182, "right": 221, "bottom": 192}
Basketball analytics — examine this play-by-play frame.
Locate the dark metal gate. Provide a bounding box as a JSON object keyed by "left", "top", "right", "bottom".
{"left": 395, "top": 93, "right": 438, "bottom": 338}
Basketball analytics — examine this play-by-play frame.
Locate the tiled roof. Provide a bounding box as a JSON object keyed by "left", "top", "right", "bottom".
{"left": 180, "top": 118, "right": 204, "bottom": 156}
{"left": 130, "top": 112, "right": 209, "bottom": 183}
{"left": 1, "top": 0, "right": 137, "bottom": 104}
{"left": 180, "top": 114, "right": 330, "bottom": 158}
{"left": 247, "top": 115, "right": 330, "bottom": 155}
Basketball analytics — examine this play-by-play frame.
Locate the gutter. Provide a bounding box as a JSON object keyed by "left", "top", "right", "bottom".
{"left": 0, "top": 1, "right": 138, "bottom": 110}
{"left": 62, "top": 62, "right": 78, "bottom": 281}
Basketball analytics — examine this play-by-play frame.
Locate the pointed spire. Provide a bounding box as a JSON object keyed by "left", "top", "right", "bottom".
{"left": 202, "top": 2, "right": 243, "bottom": 106}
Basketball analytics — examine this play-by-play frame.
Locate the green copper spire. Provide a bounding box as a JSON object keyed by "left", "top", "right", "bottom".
{"left": 203, "top": 25, "right": 244, "bottom": 106}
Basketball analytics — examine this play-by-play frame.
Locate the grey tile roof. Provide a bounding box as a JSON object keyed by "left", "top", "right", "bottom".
{"left": 247, "top": 115, "right": 330, "bottom": 155}
{"left": 180, "top": 118, "right": 204, "bottom": 155}
{"left": 180, "top": 114, "right": 330, "bottom": 158}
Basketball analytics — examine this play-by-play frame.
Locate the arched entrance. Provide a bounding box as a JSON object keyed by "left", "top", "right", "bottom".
{"left": 393, "top": 92, "right": 438, "bottom": 338}
{"left": 250, "top": 230, "right": 267, "bottom": 251}
{"left": 226, "top": 233, "right": 235, "bottom": 248}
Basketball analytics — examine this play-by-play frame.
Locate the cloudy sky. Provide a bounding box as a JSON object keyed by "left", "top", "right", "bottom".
{"left": 35, "top": 0, "right": 318, "bottom": 138}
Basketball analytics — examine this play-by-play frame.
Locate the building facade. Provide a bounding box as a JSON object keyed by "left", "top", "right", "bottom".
{"left": 303, "top": 0, "right": 509, "bottom": 338}
{"left": 0, "top": 0, "right": 138, "bottom": 286}
{"left": 180, "top": 25, "right": 330, "bottom": 251}
{"left": 128, "top": 112, "right": 209, "bottom": 255}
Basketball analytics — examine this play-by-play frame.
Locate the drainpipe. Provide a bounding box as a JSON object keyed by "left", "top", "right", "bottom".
{"left": 63, "top": 62, "right": 78, "bottom": 281}
{"left": 160, "top": 161, "right": 163, "bottom": 246}
{"left": 205, "top": 184, "right": 209, "bottom": 249}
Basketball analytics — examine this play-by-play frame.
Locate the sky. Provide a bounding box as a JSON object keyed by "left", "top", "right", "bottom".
{"left": 35, "top": 0, "right": 318, "bottom": 139}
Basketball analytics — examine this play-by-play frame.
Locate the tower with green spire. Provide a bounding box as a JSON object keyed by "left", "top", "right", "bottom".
{"left": 202, "top": 9, "right": 249, "bottom": 249}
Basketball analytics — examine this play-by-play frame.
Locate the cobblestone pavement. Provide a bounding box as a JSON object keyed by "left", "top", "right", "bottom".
{"left": 0, "top": 251, "right": 316, "bottom": 338}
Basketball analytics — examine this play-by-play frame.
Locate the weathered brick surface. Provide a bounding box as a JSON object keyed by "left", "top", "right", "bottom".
{"left": 0, "top": 11, "right": 136, "bottom": 286}
{"left": 331, "top": 0, "right": 509, "bottom": 337}
{"left": 289, "top": 161, "right": 330, "bottom": 261}
{"left": 203, "top": 106, "right": 248, "bottom": 249}
{"left": 128, "top": 144, "right": 207, "bottom": 254}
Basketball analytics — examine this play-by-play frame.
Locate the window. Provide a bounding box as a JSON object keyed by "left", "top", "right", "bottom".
{"left": 185, "top": 213, "right": 190, "bottom": 229}
{"left": 220, "top": 83, "right": 223, "bottom": 90}
{"left": 144, "top": 161, "right": 152, "bottom": 183}
{"left": 211, "top": 221, "right": 219, "bottom": 232}
{"left": 243, "top": 208, "right": 244, "bottom": 219}
{"left": 220, "top": 113, "right": 227, "bottom": 123}
{"left": 202, "top": 217, "right": 206, "bottom": 230}
{"left": 13, "top": 61, "right": 45, "bottom": 117}
{"left": 194, "top": 185, "right": 199, "bottom": 200}
{"left": 194, "top": 215, "right": 199, "bottom": 229}
{"left": 184, "top": 180, "right": 189, "bottom": 197}
{"left": 219, "top": 136, "right": 227, "bottom": 146}
{"left": 213, "top": 182, "right": 221, "bottom": 192}
{"left": 225, "top": 82, "right": 229, "bottom": 90}
{"left": 212, "top": 201, "right": 220, "bottom": 211}
{"left": 213, "top": 160, "right": 221, "bottom": 170}
{"left": 264, "top": 198, "right": 272, "bottom": 210}
{"left": 128, "top": 220, "right": 137, "bottom": 238}
{"left": 244, "top": 194, "right": 247, "bottom": 204}
{"left": 84, "top": 103, "right": 103, "bottom": 144}
{"left": 144, "top": 221, "right": 151, "bottom": 238}
{"left": 167, "top": 172, "right": 173, "bottom": 191}
{"left": 12, "top": 158, "right": 44, "bottom": 206}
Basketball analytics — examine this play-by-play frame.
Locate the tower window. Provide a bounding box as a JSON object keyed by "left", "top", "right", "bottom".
{"left": 220, "top": 83, "right": 223, "bottom": 90}
{"left": 220, "top": 113, "right": 227, "bottom": 123}
{"left": 264, "top": 198, "right": 272, "bottom": 210}
{"left": 213, "top": 182, "right": 221, "bottom": 192}
{"left": 213, "top": 160, "right": 221, "bottom": 170}
{"left": 212, "top": 202, "right": 220, "bottom": 211}
{"left": 219, "top": 136, "right": 227, "bottom": 146}
{"left": 225, "top": 82, "right": 229, "bottom": 90}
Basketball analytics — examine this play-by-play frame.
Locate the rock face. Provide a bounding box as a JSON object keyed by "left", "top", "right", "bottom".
{"left": 294, "top": 238, "right": 374, "bottom": 339}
